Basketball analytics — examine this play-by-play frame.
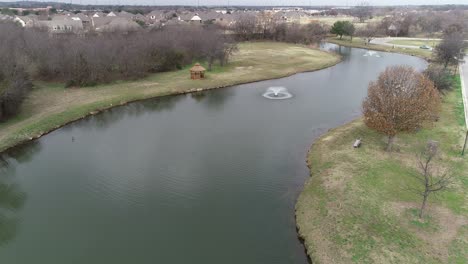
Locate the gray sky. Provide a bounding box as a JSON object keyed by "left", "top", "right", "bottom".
{"left": 0, "top": 0, "right": 466, "bottom": 5}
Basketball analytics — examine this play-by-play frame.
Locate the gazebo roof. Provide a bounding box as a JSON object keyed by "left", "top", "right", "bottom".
{"left": 190, "top": 63, "right": 206, "bottom": 72}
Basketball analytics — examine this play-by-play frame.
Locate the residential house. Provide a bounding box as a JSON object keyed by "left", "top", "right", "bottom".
{"left": 92, "top": 16, "right": 140, "bottom": 32}
{"left": 13, "top": 15, "right": 37, "bottom": 27}
{"left": 147, "top": 10, "right": 168, "bottom": 24}
{"left": 37, "top": 19, "right": 84, "bottom": 35}
{"left": 92, "top": 12, "right": 106, "bottom": 18}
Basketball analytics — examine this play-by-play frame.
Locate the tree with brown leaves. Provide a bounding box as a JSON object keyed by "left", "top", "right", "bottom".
{"left": 362, "top": 66, "right": 440, "bottom": 151}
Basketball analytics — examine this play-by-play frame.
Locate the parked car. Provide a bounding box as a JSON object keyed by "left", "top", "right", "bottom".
{"left": 420, "top": 45, "right": 432, "bottom": 50}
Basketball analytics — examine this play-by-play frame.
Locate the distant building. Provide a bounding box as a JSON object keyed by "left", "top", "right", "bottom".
{"left": 190, "top": 15, "right": 202, "bottom": 23}
{"left": 91, "top": 17, "right": 140, "bottom": 32}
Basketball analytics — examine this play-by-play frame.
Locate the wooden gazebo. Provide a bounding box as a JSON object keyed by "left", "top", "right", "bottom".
{"left": 190, "top": 63, "right": 206, "bottom": 80}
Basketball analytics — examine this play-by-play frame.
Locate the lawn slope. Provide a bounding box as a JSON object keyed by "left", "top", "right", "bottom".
{"left": 328, "top": 37, "right": 433, "bottom": 60}
{"left": 296, "top": 76, "right": 467, "bottom": 264}
{"left": 0, "top": 42, "right": 340, "bottom": 153}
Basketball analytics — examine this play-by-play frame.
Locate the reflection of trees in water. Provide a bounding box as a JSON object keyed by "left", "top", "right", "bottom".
{"left": 320, "top": 43, "right": 351, "bottom": 62}
{"left": 191, "top": 89, "right": 235, "bottom": 110}
{"left": 62, "top": 95, "right": 186, "bottom": 132}
{"left": 0, "top": 143, "right": 30, "bottom": 246}
{"left": 1, "top": 141, "right": 42, "bottom": 166}
{"left": 0, "top": 181, "right": 25, "bottom": 246}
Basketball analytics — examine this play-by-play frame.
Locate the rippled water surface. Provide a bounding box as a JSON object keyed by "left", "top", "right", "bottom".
{"left": 0, "top": 44, "right": 426, "bottom": 264}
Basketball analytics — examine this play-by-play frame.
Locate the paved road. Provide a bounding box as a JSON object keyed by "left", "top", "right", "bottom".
{"left": 460, "top": 56, "right": 468, "bottom": 129}
{"left": 371, "top": 37, "right": 441, "bottom": 50}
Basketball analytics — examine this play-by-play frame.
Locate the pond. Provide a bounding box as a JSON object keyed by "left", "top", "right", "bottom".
{"left": 0, "top": 44, "right": 426, "bottom": 264}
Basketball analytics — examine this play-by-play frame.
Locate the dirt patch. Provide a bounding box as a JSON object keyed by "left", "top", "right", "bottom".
{"left": 390, "top": 201, "right": 468, "bottom": 261}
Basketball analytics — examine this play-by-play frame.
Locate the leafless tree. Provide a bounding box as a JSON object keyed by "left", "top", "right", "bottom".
{"left": 423, "top": 64, "right": 453, "bottom": 92}
{"left": 409, "top": 141, "right": 451, "bottom": 218}
{"left": 257, "top": 11, "right": 279, "bottom": 39}
{"left": 353, "top": 2, "right": 372, "bottom": 23}
{"left": 232, "top": 13, "right": 257, "bottom": 40}
{"left": 357, "top": 23, "right": 381, "bottom": 45}
{"left": 435, "top": 32, "right": 467, "bottom": 68}
{"left": 362, "top": 66, "right": 441, "bottom": 151}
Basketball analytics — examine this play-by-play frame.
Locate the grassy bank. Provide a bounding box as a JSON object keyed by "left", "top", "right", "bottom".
{"left": 296, "top": 75, "right": 467, "bottom": 263}
{"left": 327, "top": 37, "right": 433, "bottom": 60}
{"left": 0, "top": 42, "right": 340, "bottom": 153}
{"left": 389, "top": 39, "right": 441, "bottom": 48}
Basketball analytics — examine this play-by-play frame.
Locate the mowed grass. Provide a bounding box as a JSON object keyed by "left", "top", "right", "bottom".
{"left": 328, "top": 36, "right": 433, "bottom": 60}
{"left": 0, "top": 42, "right": 340, "bottom": 152}
{"left": 296, "top": 75, "right": 468, "bottom": 264}
{"left": 389, "top": 39, "right": 441, "bottom": 48}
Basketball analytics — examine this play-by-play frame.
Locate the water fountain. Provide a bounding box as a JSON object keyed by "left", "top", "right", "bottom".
{"left": 262, "top": 87, "right": 293, "bottom": 100}
{"left": 363, "top": 51, "right": 381, "bottom": 57}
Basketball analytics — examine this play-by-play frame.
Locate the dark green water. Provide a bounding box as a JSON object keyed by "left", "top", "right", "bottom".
{"left": 0, "top": 45, "right": 425, "bottom": 264}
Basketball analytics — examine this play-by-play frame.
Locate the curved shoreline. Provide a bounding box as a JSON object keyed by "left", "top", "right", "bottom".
{"left": 0, "top": 43, "right": 341, "bottom": 155}
{"left": 327, "top": 37, "right": 433, "bottom": 61}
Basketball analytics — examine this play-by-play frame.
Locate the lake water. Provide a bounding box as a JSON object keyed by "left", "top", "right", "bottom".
{"left": 0, "top": 44, "right": 425, "bottom": 264}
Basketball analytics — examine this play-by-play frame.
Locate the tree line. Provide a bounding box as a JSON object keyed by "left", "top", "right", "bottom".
{"left": 231, "top": 13, "right": 327, "bottom": 44}
{"left": 0, "top": 22, "right": 236, "bottom": 121}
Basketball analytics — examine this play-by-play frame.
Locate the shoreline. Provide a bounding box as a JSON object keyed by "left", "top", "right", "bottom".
{"left": 0, "top": 42, "right": 342, "bottom": 155}
{"left": 326, "top": 37, "right": 433, "bottom": 61}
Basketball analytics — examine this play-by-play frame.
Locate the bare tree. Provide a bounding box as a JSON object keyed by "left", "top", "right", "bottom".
{"left": 357, "top": 23, "right": 381, "bottom": 45}
{"left": 343, "top": 22, "right": 356, "bottom": 41}
{"left": 353, "top": 2, "right": 372, "bottom": 23}
{"left": 434, "top": 33, "right": 467, "bottom": 68}
{"left": 257, "top": 11, "right": 278, "bottom": 39}
{"left": 232, "top": 13, "right": 257, "bottom": 40}
{"left": 362, "top": 66, "right": 441, "bottom": 151}
{"left": 423, "top": 64, "right": 453, "bottom": 92}
{"left": 410, "top": 141, "right": 451, "bottom": 218}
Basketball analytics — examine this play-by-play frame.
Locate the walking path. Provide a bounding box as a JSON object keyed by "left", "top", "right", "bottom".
{"left": 460, "top": 56, "right": 468, "bottom": 129}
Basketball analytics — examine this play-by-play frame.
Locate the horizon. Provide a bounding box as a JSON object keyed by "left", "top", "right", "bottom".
{"left": 0, "top": 0, "right": 467, "bottom": 7}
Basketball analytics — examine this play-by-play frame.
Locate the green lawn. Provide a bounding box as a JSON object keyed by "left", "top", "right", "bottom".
{"left": 296, "top": 75, "right": 467, "bottom": 263}
{"left": 389, "top": 39, "right": 441, "bottom": 48}
{"left": 328, "top": 37, "right": 433, "bottom": 60}
{"left": 0, "top": 42, "right": 340, "bottom": 153}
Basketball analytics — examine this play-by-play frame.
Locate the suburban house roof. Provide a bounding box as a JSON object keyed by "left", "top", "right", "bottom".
{"left": 92, "top": 17, "right": 140, "bottom": 32}
{"left": 191, "top": 15, "right": 202, "bottom": 21}
{"left": 36, "top": 19, "right": 84, "bottom": 33}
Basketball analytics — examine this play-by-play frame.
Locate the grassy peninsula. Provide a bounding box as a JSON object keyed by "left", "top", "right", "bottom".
{"left": 296, "top": 76, "right": 467, "bottom": 263}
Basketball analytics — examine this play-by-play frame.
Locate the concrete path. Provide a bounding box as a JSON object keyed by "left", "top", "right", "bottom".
{"left": 460, "top": 56, "right": 468, "bottom": 129}
{"left": 371, "top": 37, "right": 441, "bottom": 50}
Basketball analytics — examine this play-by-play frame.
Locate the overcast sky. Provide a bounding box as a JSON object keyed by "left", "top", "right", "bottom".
{"left": 0, "top": 0, "right": 465, "bottom": 6}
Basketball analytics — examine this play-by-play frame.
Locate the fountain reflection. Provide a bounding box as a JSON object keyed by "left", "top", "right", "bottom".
{"left": 363, "top": 50, "right": 381, "bottom": 57}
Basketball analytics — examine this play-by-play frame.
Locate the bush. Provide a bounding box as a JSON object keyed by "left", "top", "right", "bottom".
{"left": 0, "top": 66, "right": 33, "bottom": 121}
{"left": 423, "top": 65, "right": 453, "bottom": 92}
